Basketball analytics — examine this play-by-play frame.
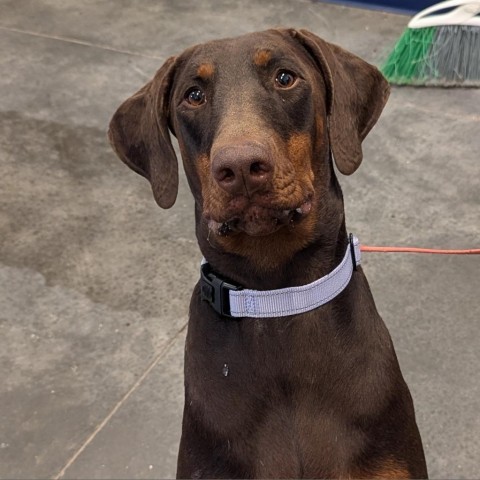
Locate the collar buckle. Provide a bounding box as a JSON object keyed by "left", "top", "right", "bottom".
{"left": 349, "top": 233, "right": 358, "bottom": 271}
{"left": 200, "top": 263, "right": 242, "bottom": 317}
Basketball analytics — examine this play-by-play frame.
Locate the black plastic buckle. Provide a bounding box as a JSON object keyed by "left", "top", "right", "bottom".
{"left": 200, "top": 263, "right": 242, "bottom": 317}
{"left": 349, "top": 233, "right": 357, "bottom": 271}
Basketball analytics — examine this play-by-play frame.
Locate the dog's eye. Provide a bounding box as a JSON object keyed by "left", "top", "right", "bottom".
{"left": 185, "top": 88, "right": 206, "bottom": 106}
{"left": 275, "top": 70, "right": 297, "bottom": 89}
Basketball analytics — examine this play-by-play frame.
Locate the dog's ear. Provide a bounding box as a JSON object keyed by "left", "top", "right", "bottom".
{"left": 108, "top": 56, "right": 178, "bottom": 208}
{"left": 290, "top": 29, "right": 390, "bottom": 175}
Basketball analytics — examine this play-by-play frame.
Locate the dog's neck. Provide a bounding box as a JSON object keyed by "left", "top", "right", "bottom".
{"left": 196, "top": 210, "right": 349, "bottom": 291}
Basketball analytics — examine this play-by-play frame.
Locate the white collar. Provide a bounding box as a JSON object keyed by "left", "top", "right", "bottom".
{"left": 200, "top": 235, "right": 361, "bottom": 318}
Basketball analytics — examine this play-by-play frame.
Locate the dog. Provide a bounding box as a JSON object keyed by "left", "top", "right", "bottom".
{"left": 109, "top": 28, "right": 428, "bottom": 479}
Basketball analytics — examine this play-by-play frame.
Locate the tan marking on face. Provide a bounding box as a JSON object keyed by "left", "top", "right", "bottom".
{"left": 314, "top": 114, "right": 328, "bottom": 170}
{"left": 196, "top": 153, "right": 212, "bottom": 200}
{"left": 253, "top": 49, "right": 272, "bottom": 67}
{"left": 197, "top": 63, "right": 215, "bottom": 79}
{"left": 196, "top": 152, "right": 231, "bottom": 220}
{"left": 287, "top": 133, "right": 311, "bottom": 161}
{"left": 286, "top": 133, "right": 315, "bottom": 183}
{"left": 315, "top": 113, "right": 325, "bottom": 138}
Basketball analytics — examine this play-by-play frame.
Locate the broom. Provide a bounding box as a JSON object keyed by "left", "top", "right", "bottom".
{"left": 381, "top": 0, "right": 480, "bottom": 86}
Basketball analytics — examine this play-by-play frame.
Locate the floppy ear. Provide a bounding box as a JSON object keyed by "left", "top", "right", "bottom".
{"left": 291, "top": 29, "right": 390, "bottom": 175}
{"left": 108, "top": 56, "right": 178, "bottom": 208}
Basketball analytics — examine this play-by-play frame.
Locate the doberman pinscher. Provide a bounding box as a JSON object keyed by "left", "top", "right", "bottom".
{"left": 109, "top": 28, "right": 428, "bottom": 479}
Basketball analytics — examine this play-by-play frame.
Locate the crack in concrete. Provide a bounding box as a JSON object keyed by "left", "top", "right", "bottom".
{"left": 53, "top": 322, "right": 187, "bottom": 480}
{"left": 0, "top": 25, "right": 165, "bottom": 60}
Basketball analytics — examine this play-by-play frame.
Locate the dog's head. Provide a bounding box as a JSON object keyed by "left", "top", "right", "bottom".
{"left": 109, "top": 29, "right": 389, "bottom": 267}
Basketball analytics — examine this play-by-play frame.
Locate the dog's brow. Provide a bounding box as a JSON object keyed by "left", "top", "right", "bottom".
{"left": 196, "top": 63, "right": 215, "bottom": 80}
{"left": 253, "top": 49, "right": 272, "bottom": 67}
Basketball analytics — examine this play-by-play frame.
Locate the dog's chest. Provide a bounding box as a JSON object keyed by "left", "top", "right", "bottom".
{"left": 186, "top": 353, "right": 366, "bottom": 477}
{"left": 187, "top": 306, "right": 375, "bottom": 421}
{"left": 183, "top": 287, "right": 398, "bottom": 476}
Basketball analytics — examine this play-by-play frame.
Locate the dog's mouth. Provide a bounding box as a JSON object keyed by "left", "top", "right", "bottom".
{"left": 207, "top": 197, "right": 313, "bottom": 237}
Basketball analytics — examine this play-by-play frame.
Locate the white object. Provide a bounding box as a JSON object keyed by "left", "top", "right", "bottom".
{"left": 408, "top": 0, "right": 480, "bottom": 28}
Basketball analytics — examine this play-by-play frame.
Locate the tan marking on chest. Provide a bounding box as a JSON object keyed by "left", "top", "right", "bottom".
{"left": 350, "top": 457, "right": 411, "bottom": 479}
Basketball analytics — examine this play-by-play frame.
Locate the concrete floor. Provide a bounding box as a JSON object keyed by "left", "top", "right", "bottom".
{"left": 0, "top": 0, "right": 479, "bottom": 478}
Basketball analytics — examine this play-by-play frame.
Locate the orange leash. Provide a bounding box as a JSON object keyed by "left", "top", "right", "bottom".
{"left": 361, "top": 246, "right": 480, "bottom": 255}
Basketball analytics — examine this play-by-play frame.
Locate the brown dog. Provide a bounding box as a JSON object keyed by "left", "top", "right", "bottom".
{"left": 109, "top": 29, "right": 428, "bottom": 479}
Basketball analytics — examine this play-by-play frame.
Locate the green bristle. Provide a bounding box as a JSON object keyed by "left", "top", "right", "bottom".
{"left": 381, "top": 27, "right": 436, "bottom": 85}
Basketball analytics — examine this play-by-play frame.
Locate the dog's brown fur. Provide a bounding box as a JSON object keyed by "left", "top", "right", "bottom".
{"left": 109, "top": 28, "right": 428, "bottom": 479}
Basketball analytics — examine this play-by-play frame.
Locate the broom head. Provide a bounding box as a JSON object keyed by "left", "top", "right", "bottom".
{"left": 382, "top": 24, "right": 480, "bottom": 86}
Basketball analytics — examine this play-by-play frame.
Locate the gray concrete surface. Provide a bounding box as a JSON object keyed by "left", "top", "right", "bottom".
{"left": 0, "top": 0, "right": 478, "bottom": 478}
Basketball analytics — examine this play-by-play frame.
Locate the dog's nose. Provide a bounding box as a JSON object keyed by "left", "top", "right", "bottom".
{"left": 212, "top": 143, "right": 273, "bottom": 195}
